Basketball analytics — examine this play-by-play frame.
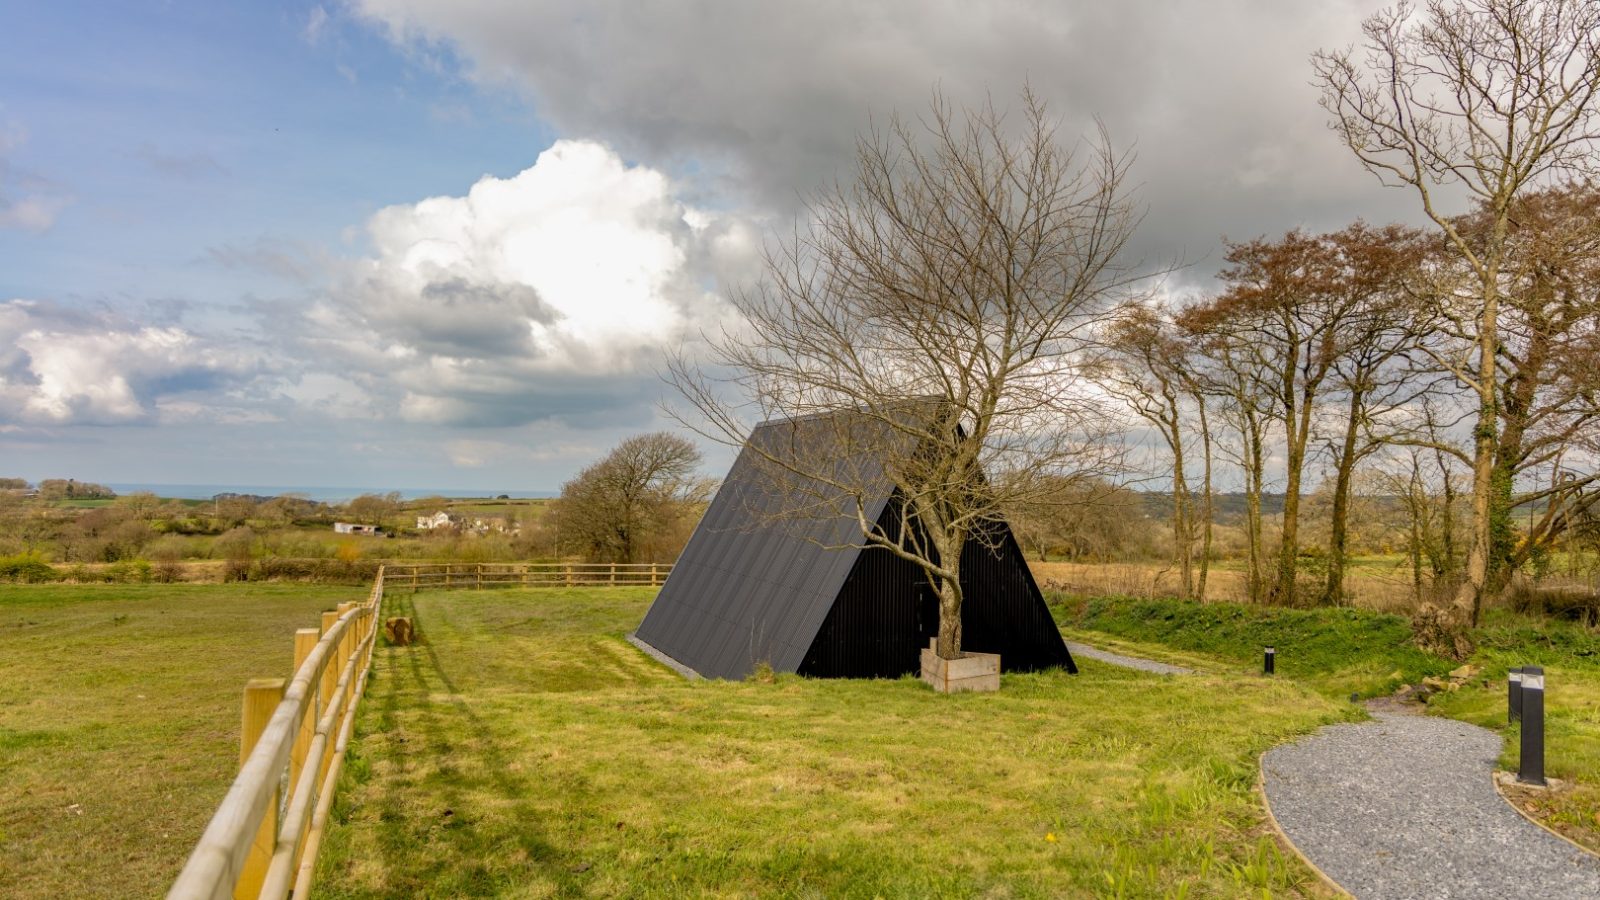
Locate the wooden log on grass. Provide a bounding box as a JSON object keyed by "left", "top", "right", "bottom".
{"left": 384, "top": 616, "right": 415, "bottom": 646}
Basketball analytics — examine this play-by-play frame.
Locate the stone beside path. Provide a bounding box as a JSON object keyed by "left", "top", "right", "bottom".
{"left": 1064, "top": 640, "right": 1193, "bottom": 675}
{"left": 1262, "top": 708, "right": 1600, "bottom": 899}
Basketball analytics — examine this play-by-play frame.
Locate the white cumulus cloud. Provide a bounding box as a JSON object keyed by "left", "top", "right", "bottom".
{"left": 301, "top": 138, "right": 753, "bottom": 427}
{"left": 0, "top": 300, "right": 272, "bottom": 425}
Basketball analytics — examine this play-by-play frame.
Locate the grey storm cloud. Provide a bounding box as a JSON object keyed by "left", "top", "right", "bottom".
{"left": 397, "top": 277, "right": 558, "bottom": 358}
{"left": 350, "top": 0, "right": 1421, "bottom": 288}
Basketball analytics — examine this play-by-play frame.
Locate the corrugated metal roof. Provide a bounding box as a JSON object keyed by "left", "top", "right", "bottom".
{"left": 635, "top": 411, "right": 903, "bottom": 680}
{"left": 634, "top": 405, "right": 1073, "bottom": 681}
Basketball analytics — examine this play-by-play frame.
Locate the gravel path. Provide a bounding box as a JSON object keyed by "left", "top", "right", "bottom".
{"left": 1064, "top": 641, "right": 1193, "bottom": 675}
{"left": 1262, "top": 709, "right": 1600, "bottom": 899}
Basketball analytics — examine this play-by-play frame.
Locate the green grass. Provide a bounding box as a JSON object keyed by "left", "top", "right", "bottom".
{"left": 1055, "top": 595, "right": 1454, "bottom": 699}
{"left": 1057, "top": 595, "right": 1600, "bottom": 851}
{"left": 0, "top": 583, "right": 368, "bottom": 899}
{"left": 1427, "top": 612, "right": 1600, "bottom": 846}
{"left": 315, "top": 588, "right": 1351, "bottom": 898}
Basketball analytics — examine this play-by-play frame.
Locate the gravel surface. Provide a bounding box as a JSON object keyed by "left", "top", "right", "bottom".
{"left": 1064, "top": 641, "right": 1193, "bottom": 675}
{"left": 1262, "top": 709, "right": 1600, "bottom": 899}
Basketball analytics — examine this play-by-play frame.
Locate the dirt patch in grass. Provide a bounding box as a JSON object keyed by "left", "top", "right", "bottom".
{"left": 315, "top": 588, "right": 1350, "bottom": 898}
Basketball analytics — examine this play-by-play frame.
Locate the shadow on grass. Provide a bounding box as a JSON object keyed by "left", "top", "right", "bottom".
{"left": 337, "top": 592, "right": 583, "bottom": 897}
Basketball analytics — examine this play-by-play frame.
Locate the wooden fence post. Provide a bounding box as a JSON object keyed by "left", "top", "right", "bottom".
{"left": 337, "top": 602, "right": 357, "bottom": 709}
{"left": 290, "top": 628, "right": 320, "bottom": 785}
{"left": 476, "top": 564, "right": 483, "bottom": 591}
{"left": 317, "top": 610, "right": 339, "bottom": 785}
{"left": 610, "top": 562, "right": 617, "bottom": 585}
{"left": 651, "top": 563, "right": 659, "bottom": 586}
{"left": 237, "top": 677, "right": 286, "bottom": 900}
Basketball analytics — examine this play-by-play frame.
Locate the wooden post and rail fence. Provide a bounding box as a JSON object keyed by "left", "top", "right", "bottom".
{"left": 166, "top": 568, "right": 385, "bottom": 900}
{"left": 383, "top": 561, "right": 672, "bottom": 590}
{"left": 166, "top": 560, "right": 672, "bottom": 899}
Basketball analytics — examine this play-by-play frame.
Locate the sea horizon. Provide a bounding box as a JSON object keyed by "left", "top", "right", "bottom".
{"left": 103, "top": 483, "right": 558, "bottom": 503}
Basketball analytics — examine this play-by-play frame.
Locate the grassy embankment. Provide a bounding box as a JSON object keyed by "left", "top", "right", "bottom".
{"left": 0, "top": 583, "right": 367, "bottom": 899}
{"left": 1057, "top": 595, "right": 1600, "bottom": 852}
{"left": 314, "top": 587, "right": 1353, "bottom": 898}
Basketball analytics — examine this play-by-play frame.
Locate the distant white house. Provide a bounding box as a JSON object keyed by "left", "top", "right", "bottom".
{"left": 333, "top": 522, "right": 380, "bottom": 535}
{"left": 415, "top": 510, "right": 464, "bottom": 530}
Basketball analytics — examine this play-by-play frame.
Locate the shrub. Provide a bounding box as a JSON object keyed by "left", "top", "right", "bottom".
{"left": 250, "top": 557, "right": 378, "bottom": 585}
{"left": 223, "top": 558, "right": 253, "bottom": 582}
{"left": 0, "top": 553, "right": 60, "bottom": 583}
{"left": 105, "top": 559, "right": 153, "bottom": 584}
{"left": 153, "top": 558, "right": 185, "bottom": 584}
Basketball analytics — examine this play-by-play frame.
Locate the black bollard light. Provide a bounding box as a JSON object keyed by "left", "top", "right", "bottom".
{"left": 1518, "top": 665, "right": 1546, "bottom": 787}
{"left": 1508, "top": 666, "right": 1524, "bottom": 724}
{"left": 1264, "top": 646, "right": 1276, "bottom": 676}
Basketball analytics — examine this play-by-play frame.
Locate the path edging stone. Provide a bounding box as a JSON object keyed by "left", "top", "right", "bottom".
{"left": 1491, "top": 771, "right": 1600, "bottom": 861}
{"left": 1256, "top": 760, "right": 1353, "bottom": 898}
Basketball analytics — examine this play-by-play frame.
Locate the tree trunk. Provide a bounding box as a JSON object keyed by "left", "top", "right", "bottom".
{"left": 1324, "top": 390, "right": 1365, "bottom": 605}
{"left": 1276, "top": 386, "right": 1316, "bottom": 607}
{"left": 1434, "top": 444, "right": 1457, "bottom": 577}
{"left": 1453, "top": 270, "right": 1501, "bottom": 628}
{"left": 1408, "top": 461, "right": 1425, "bottom": 606}
{"left": 935, "top": 573, "right": 964, "bottom": 659}
{"left": 1196, "top": 395, "right": 1214, "bottom": 602}
{"left": 1171, "top": 435, "right": 1193, "bottom": 600}
{"left": 1486, "top": 315, "right": 1548, "bottom": 594}
{"left": 1243, "top": 415, "right": 1266, "bottom": 604}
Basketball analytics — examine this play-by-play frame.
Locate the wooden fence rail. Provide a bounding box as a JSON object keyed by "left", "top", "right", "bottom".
{"left": 167, "top": 568, "right": 385, "bottom": 900}
{"left": 385, "top": 561, "right": 673, "bottom": 590}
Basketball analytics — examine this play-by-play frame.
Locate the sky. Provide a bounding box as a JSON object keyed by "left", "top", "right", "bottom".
{"left": 0, "top": 0, "right": 1433, "bottom": 494}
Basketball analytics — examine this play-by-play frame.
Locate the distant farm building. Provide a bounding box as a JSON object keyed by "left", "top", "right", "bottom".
{"left": 332, "top": 522, "right": 380, "bottom": 535}
{"left": 632, "top": 409, "right": 1075, "bottom": 681}
{"left": 415, "top": 511, "right": 464, "bottom": 530}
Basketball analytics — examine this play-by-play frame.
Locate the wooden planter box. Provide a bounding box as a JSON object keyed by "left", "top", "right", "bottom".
{"left": 920, "top": 640, "right": 1000, "bottom": 693}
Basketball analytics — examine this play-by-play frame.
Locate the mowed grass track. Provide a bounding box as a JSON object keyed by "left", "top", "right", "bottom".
{"left": 0, "top": 583, "right": 368, "bottom": 898}
{"left": 316, "top": 589, "right": 1354, "bottom": 898}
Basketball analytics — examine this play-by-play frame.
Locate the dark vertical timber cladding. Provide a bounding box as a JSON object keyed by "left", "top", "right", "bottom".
{"left": 797, "top": 508, "right": 937, "bottom": 678}
{"left": 799, "top": 499, "right": 1074, "bottom": 678}
{"left": 958, "top": 524, "right": 1076, "bottom": 673}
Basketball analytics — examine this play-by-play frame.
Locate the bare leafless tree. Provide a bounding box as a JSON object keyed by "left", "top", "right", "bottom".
{"left": 1314, "top": 0, "right": 1600, "bottom": 636}
{"left": 1180, "top": 301, "right": 1279, "bottom": 604}
{"left": 1098, "top": 304, "right": 1213, "bottom": 599}
{"left": 670, "top": 88, "right": 1145, "bottom": 660}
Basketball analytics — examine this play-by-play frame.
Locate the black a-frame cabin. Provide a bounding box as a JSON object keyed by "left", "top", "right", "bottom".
{"left": 633, "top": 409, "right": 1075, "bottom": 681}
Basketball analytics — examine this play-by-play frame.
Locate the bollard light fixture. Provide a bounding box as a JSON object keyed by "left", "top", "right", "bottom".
{"left": 1518, "top": 666, "right": 1546, "bottom": 787}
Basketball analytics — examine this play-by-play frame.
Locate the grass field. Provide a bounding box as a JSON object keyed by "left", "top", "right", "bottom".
{"left": 312, "top": 588, "right": 1353, "bottom": 898}
{"left": 0, "top": 583, "right": 369, "bottom": 899}
{"left": 1059, "top": 595, "right": 1600, "bottom": 852}
{"left": 10, "top": 582, "right": 1592, "bottom": 897}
